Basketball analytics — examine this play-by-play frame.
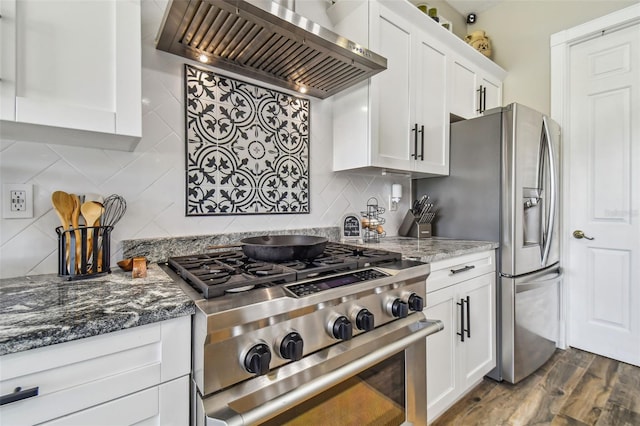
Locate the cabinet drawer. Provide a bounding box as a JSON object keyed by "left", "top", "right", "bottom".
{"left": 0, "top": 316, "right": 190, "bottom": 425}
{"left": 428, "top": 250, "right": 496, "bottom": 293}
{"left": 41, "top": 376, "right": 189, "bottom": 426}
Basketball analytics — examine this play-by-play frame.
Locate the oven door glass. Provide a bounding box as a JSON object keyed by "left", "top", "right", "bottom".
{"left": 260, "top": 352, "right": 405, "bottom": 426}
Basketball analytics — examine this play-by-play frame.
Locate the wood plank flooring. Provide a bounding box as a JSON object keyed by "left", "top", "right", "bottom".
{"left": 431, "top": 348, "right": 640, "bottom": 426}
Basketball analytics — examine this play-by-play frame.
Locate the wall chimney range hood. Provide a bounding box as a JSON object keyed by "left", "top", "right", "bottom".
{"left": 156, "top": 0, "right": 387, "bottom": 99}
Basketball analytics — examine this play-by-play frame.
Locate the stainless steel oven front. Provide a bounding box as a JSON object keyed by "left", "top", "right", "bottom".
{"left": 171, "top": 260, "right": 444, "bottom": 426}
{"left": 195, "top": 314, "right": 442, "bottom": 426}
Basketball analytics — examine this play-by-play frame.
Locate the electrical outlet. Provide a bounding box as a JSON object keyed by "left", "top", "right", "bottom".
{"left": 11, "top": 190, "right": 27, "bottom": 211}
{"left": 2, "top": 184, "right": 34, "bottom": 219}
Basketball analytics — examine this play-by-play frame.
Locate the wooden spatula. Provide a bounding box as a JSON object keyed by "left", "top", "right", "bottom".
{"left": 51, "top": 191, "right": 74, "bottom": 273}
{"left": 80, "top": 201, "right": 104, "bottom": 270}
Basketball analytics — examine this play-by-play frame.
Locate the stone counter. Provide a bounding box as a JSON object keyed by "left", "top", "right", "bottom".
{"left": 0, "top": 264, "right": 194, "bottom": 356}
{"left": 362, "top": 236, "right": 499, "bottom": 263}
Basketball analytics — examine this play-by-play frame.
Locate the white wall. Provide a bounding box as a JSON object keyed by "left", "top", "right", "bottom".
{"left": 469, "top": 0, "right": 637, "bottom": 114}
{"left": 0, "top": 0, "right": 411, "bottom": 279}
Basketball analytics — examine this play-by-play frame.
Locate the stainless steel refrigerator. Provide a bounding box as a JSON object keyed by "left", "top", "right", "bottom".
{"left": 415, "top": 103, "right": 562, "bottom": 383}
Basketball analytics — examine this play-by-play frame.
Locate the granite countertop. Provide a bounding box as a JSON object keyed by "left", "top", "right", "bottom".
{"left": 0, "top": 230, "right": 495, "bottom": 358}
{"left": 362, "top": 236, "right": 499, "bottom": 263}
{"left": 0, "top": 264, "right": 194, "bottom": 357}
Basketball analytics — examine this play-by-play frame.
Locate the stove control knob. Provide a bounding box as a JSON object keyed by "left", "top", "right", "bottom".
{"left": 280, "top": 332, "right": 304, "bottom": 361}
{"left": 389, "top": 298, "right": 409, "bottom": 318}
{"left": 355, "top": 309, "right": 375, "bottom": 331}
{"left": 331, "top": 316, "right": 353, "bottom": 341}
{"left": 244, "top": 343, "right": 271, "bottom": 376}
{"left": 407, "top": 293, "right": 424, "bottom": 312}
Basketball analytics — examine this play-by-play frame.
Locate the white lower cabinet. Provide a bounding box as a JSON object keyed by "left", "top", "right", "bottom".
{"left": 0, "top": 316, "right": 191, "bottom": 425}
{"left": 426, "top": 251, "right": 496, "bottom": 423}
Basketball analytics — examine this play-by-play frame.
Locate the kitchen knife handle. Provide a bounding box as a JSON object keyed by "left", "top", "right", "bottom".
{"left": 420, "top": 124, "right": 425, "bottom": 160}
{"left": 412, "top": 123, "right": 418, "bottom": 159}
{"left": 457, "top": 298, "right": 465, "bottom": 342}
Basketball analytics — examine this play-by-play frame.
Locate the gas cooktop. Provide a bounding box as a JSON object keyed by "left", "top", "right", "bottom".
{"left": 167, "top": 242, "right": 403, "bottom": 299}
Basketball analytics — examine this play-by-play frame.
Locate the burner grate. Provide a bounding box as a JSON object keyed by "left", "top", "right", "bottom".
{"left": 168, "top": 253, "right": 297, "bottom": 298}
{"left": 167, "top": 242, "right": 402, "bottom": 299}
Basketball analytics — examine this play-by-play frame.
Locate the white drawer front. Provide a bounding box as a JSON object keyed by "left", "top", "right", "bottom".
{"left": 0, "top": 316, "right": 190, "bottom": 425}
{"left": 428, "top": 250, "right": 496, "bottom": 293}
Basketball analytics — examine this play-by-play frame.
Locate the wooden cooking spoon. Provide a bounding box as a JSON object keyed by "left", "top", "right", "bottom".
{"left": 51, "top": 191, "right": 75, "bottom": 273}
{"left": 81, "top": 201, "right": 104, "bottom": 269}
{"left": 70, "top": 194, "right": 81, "bottom": 273}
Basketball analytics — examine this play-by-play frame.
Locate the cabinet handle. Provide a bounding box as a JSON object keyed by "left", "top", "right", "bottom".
{"left": 465, "top": 295, "right": 471, "bottom": 338}
{"left": 0, "top": 386, "right": 39, "bottom": 406}
{"left": 419, "top": 124, "right": 425, "bottom": 160}
{"left": 411, "top": 123, "right": 418, "bottom": 159}
{"left": 450, "top": 265, "right": 475, "bottom": 274}
{"left": 476, "top": 85, "right": 487, "bottom": 113}
{"left": 482, "top": 86, "right": 487, "bottom": 113}
{"left": 457, "top": 298, "right": 465, "bottom": 342}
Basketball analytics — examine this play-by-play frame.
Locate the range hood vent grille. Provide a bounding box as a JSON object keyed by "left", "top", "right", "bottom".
{"left": 156, "top": 0, "right": 387, "bottom": 99}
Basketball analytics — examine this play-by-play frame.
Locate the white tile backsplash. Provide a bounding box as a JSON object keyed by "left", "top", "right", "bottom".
{"left": 0, "top": 0, "right": 411, "bottom": 279}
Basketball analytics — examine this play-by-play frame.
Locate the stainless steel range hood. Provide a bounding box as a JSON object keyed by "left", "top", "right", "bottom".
{"left": 156, "top": 0, "right": 387, "bottom": 99}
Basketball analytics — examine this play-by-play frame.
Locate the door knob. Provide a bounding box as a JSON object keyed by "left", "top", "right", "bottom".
{"left": 573, "top": 230, "right": 594, "bottom": 240}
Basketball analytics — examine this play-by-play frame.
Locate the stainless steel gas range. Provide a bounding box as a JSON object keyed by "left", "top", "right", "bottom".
{"left": 162, "top": 241, "right": 443, "bottom": 425}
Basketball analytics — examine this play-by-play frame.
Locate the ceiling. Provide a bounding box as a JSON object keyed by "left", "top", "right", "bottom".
{"left": 444, "top": 0, "right": 503, "bottom": 17}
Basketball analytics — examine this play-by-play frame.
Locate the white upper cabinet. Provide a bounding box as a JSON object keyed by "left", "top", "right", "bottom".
{"left": 0, "top": 0, "right": 142, "bottom": 151}
{"left": 332, "top": 0, "right": 449, "bottom": 177}
{"left": 331, "top": 0, "right": 504, "bottom": 177}
{"left": 449, "top": 51, "right": 505, "bottom": 119}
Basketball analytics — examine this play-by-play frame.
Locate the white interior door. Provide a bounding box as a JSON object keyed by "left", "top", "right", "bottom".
{"left": 566, "top": 23, "right": 640, "bottom": 365}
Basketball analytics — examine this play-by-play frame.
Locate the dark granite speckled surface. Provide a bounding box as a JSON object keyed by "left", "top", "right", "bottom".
{"left": 0, "top": 264, "right": 194, "bottom": 356}
{"left": 1, "top": 229, "right": 496, "bottom": 357}
{"left": 363, "top": 236, "right": 499, "bottom": 263}
{"left": 122, "top": 227, "right": 341, "bottom": 263}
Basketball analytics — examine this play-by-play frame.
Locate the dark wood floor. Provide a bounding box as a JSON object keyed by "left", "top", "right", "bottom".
{"left": 432, "top": 347, "right": 640, "bottom": 426}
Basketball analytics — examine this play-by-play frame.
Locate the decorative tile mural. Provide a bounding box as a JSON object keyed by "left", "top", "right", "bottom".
{"left": 184, "top": 64, "right": 310, "bottom": 215}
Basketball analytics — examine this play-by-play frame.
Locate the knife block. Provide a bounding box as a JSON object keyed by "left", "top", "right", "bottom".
{"left": 398, "top": 211, "right": 432, "bottom": 239}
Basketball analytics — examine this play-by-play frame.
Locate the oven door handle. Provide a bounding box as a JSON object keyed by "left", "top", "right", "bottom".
{"left": 206, "top": 315, "right": 444, "bottom": 426}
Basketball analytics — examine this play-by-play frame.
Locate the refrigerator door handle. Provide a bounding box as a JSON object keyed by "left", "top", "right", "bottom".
{"left": 541, "top": 116, "right": 557, "bottom": 267}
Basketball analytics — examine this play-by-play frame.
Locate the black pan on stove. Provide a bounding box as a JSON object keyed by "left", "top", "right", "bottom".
{"left": 239, "top": 235, "right": 328, "bottom": 262}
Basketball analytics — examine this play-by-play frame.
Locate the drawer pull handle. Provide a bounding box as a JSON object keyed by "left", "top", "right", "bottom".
{"left": 0, "top": 386, "right": 39, "bottom": 406}
{"left": 450, "top": 265, "right": 475, "bottom": 274}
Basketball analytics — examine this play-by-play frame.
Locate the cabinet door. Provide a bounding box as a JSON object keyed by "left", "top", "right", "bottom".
{"left": 426, "top": 286, "right": 457, "bottom": 423}
{"left": 413, "top": 35, "right": 449, "bottom": 175}
{"left": 0, "top": 0, "right": 141, "bottom": 150}
{"left": 480, "top": 74, "right": 502, "bottom": 113}
{"left": 459, "top": 272, "right": 496, "bottom": 389}
{"left": 369, "top": 3, "right": 413, "bottom": 171}
{"left": 0, "top": 0, "right": 17, "bottom": 121}
{"left": 450, "top": 58, "right": 478, "bottom": 119}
